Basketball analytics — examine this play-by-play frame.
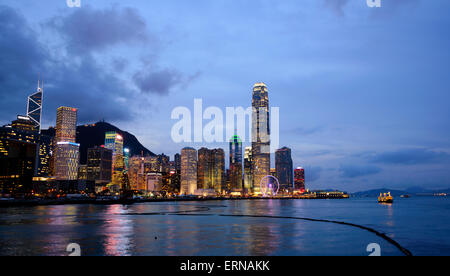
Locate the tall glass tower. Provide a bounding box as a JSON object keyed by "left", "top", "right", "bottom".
{"left": 105, "top": 132, "right": 124, "bottom": 186}
{"left": 229, "top": 135, "right": 243, "bottom": 192}
{"left": 251, "top": 83, "right": 270, "bottom": 194}
{"left": 275, "top": 147, "right": 293, "bottom": 191}
{"left": 27, "top": 79, "right": 44, "bottom": 132}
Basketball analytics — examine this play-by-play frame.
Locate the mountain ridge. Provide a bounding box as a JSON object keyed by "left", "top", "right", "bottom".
{"left": 42, "top": 121, "right": 155, "bottom": 164}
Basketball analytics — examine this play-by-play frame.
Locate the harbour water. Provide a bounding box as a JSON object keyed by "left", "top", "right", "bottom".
{"left": 0, "top": 197, "right": 449, "bottom": 256}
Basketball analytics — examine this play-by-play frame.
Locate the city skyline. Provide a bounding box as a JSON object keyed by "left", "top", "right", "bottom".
{"left": 1, "top": 1, "right": 450, "bottom": 192}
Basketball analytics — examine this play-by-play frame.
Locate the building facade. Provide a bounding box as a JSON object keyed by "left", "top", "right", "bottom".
{"left": 87, "top": 146, "right": 112, "bottom": 184}
{"left": 275, "top": 147, "right": 294, "bottom": 191}
{"left": 104, "top": 132, "right": 124, "bottom": 186}
{"left": 0, "top": 116, "right": 39, "bottom": 195}
{"left": 27, "top": 80, "right": 44, "bottom": 132}
{"left": 294, "top": 167, "right": 306, "bottom": 194}
{"left": 251, "top": 83, "right": 270, "bottom": 194}
{"left": 54, "top": 107, "right": 79, "bottom": 181}
{"left": 180, "top": 147, "right": 197, "bottom": 195}
{"left": 229, "top": 135, "right": 243, "bottom": 193}
{"left": 243, "top": 146, "right": 252, "bottom": 194}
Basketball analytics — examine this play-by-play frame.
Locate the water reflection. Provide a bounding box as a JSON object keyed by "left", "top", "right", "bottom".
{"left": 1, "top": 198, "right": 447, "bottom": 256}
{"left": 100, "top": 205, "right": 134, "bottom": 256}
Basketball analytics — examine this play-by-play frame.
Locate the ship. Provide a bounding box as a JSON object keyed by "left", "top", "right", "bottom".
{"left": 378, "top": 192, "right": 394, "bottom": 204}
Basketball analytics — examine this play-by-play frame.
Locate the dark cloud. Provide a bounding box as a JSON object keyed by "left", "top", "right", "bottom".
{"left": 0, "top": 5, "right": 134, "bottom": 125}
{"left": 339, "top": 165, "right": 382, "bottom": 178}
{"left": 133, "top": 69, "right": 182, "bottom": 95}
{"left": 0, "top": 5, "right": 46, "bottom": 120}
{"left": 369, "top": 148, "right": 450, "bottom": 165}
{"left": 46, "top": 6, "right": 150, "bottom": 54}
{"left": 323, "top": 0, "right": 349, "bottom": 16}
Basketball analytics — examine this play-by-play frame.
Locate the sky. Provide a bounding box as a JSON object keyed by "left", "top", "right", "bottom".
{"left": 0, "top": 0, "right": 449, "bottom": 192}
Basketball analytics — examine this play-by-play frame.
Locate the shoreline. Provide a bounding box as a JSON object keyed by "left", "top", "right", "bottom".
{"left": 0, "top": 196, "right": 349, "bottom": 208}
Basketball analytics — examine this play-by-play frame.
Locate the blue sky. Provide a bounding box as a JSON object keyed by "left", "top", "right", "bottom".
{"left": 1, "top": 0, "right": 449, "bottom": 192}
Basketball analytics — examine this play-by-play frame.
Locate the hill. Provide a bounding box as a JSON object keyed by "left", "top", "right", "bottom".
{"left": 353, "top": 187, "right": 450, "bottom": 197}
{"left": 42, "top": 121, "right": 155, "bottom": 164}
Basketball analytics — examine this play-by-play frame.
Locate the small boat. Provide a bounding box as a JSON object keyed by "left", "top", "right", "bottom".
{"left": 400, "top": 194, "right": 410, "bottom": 198}
{"left": 378, "top": 192, "right": 394, "bottom": 204}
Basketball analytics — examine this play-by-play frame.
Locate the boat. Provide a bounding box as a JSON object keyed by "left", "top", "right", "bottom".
{"left": 400, "top": 194, "right": 410, "bottom": 198}
{"left": 378, "top": 192, "right": 394, "bottom": 204}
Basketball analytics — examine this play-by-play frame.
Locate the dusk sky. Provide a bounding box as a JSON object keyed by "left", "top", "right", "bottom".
{"left": 1, "top": 0, "right": 449, "bottom": 192}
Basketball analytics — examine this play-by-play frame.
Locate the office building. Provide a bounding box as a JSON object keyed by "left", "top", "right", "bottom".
{"left": 229, "top": 135, "right": 243, "bottom": 193}
{"left": 294, "top": 167, "right": 306, "bottom": 194}
{"left": 251, "top": 82, "right": 270, "bottom": 194}
{"left": 27, "top": 80, "right": 44, "bottom": 132}
{"left": 54, "top": 107, "right": 79, "bottom": 181}
{"left": 243, "top": 147, "right": 252, "bottom": 194}
{"left": 276, "top": 147, "right": 294, "bottom": 191}
{"left": 180, "top": 147, "right": 197, "bottom": 195}
{"left": 87, "top": 146, "right": 112, "bottom": 184}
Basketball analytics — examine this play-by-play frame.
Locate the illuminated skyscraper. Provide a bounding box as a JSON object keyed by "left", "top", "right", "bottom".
{"left": 55, "top": 142, "right": 80, "bottom": 181}
{"left": 55, "top": 107, "right": 77, "bottom": 143}
{"left": 276, "top": 147, "right": 293, "bottom": 191}
{"left": 229, "top": 135, "right": 243, "bottom": 192}
{"left": 104, "top": 132, "right": 124, "bottom": 186}
{"left": 27, "top": 79, "right": 44, "bottom": 132}
{"left": 54, "top": 107, "right": 79, "bottom": 181}
{"left": 36, "top": 134, "right": 52, "bottom": 177}
{"left": 210, "top": 148, "right": 225, "bottom": 193}
{"left": 294, "top": 167, "right": 306, "bottom": 194}
{"left": 128, "top": 156, "right": 146, "bottom": 192}
{"left": 0, "top": 116, "right": 39, "bottom": 195}
{"left": 197, "top": 148, "right": 212, "bottom": 190}
{"left": 252, "top": 83, "right": 270, "bottom": 194}
{"left": 243, "top": 147, "right": 252, "bottom": 194}
{"left": 124, "top": 148, "right": 130, "bottom": 173}
{"left": 197, "top": 148, "right": 225, "bottom": 193}
{"left": 180, "top": 147, "right": 197, "bottom": 195}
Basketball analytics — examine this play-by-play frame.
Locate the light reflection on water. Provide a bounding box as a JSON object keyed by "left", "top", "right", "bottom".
{"left": 0, "top": 197, "right": 449, "bottom": 256}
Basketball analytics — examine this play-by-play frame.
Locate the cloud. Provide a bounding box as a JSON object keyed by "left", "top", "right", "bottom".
{"left": 369, "top": 148, "right": 450, "bottom": 165}
{"left": 133, "top": 69, "right": 182, "bottom": 95}
{"left": 46, "top": 6, "right": 151, "bottom": 54}
{"left": 323, "top": 0, "right": 349, "bottom": 16}
{"left": 339, "top": 164, "right": 382, "bottom": 178}
{"left": 0, "top": 5, "right": 134, "bottom": 125}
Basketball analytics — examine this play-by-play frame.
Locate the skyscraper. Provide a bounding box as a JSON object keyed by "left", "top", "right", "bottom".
{"left": 0, "top": 116, "right": 39, "bottom": 195}
{"left": 54, "top": 107, "right": 79, "bottom": 181}
{"left": 55, "top": 107, "right": 77, "bottom": 143}
{"left": 197, "top": 148, "right": 212, "bottom": 190}
{"left": 104, "top": 132, "right": 124, "bottom": 186}
{"left": 174, "top": 153, "right": 181, "bottom": 173}
{"left": 27, "top": 79, "right": 44, "bottom": 132}
{"left": 294, "top": 167, "right": 306, "bottom": 194}
{"left": 196, "top": 148, "right": 225, "bottom": 194}
{"left": 252, "top": 82, "right": 270, "bottom": 194}
{"left": 54, "top": 142, "right": 80, "bottom": 181}
{"left": 180, "top": 147, "right": 197, "bottom": 195}
{"left": 276, "top": 147, "right": 293, "bottom": 191}
{"left": 211, "top": 148, "right": 225, "bottom": 194}
{"left": 243, "top": 147, "right": 252, "bottom": 194}
{"left": 87, "top": 146, "right": 113, "bottom": 184}
{"left": 229, "top": 135, "right": 243, "bottom": 192}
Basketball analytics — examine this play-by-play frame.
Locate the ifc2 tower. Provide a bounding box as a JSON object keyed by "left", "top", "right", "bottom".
{"left": 251, "top": 83, "right": 270, "bottom": 194}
